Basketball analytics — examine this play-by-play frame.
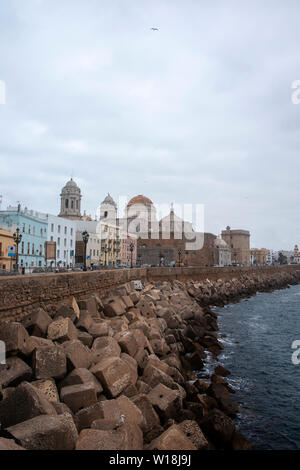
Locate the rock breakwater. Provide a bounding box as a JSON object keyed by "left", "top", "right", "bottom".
{"left": 0, "top": 269, "right": 299, "bottom": 451}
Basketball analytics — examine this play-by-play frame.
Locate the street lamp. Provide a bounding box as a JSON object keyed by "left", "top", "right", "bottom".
{"left": 82, "top": 231, "right": 89, "bottom": 271}
{"left": 129, "top": 242, "right": 134, "bottom": 268}
{"left": 178, "top": 249, "right": 182, "bottom": 266}
{"left": 13, "top": 227, "right": 22, "bottom": 273}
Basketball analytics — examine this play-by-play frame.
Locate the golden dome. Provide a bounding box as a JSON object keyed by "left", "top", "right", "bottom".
{"left": 127, "top": 195, "right": 153, "bottom": 207}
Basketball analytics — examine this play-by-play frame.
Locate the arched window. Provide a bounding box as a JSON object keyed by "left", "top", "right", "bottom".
{"left": 71, "top": 200, "right": 74, "bottom": 209}
{"left": 76, "top": 200, "right": 78, "bottom": 209}
{"left": 65, "top": 199, "right": 69, "bottom": 208}
{"left": 104, "top": 211, "right": 108, "bottom": 218}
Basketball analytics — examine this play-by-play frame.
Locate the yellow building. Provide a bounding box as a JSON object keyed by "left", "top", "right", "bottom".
{"left": 0, "top": 228, "right": 14, "bottom": 271}
{"left": 99, "top": 222, "right": 120, "bottom": 267}
{"left": 250, "top": 248, "right": 269, "bottom": 265}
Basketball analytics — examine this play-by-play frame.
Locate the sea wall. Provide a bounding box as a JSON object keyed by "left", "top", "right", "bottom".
{"left": 0, "top": 265, "right": 300, "bottom": 323}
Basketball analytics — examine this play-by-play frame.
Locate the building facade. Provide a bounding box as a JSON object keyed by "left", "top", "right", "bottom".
{"left": 214, "top": 238, "right": 231, "bottom": 267}
{"left": 58, "top": 179, "right": 82, "bottom": 220}
{"left": 45, "top": 214, "right": 77, "bottom": 267}
{"left": 221, "top": 226, "right": 250, "bottom": 266}
{"left": 0, "top": 206, "right": 47, "bottom": 271}
{"left": 250, "top": 248, "right": 269, "bottom": 265}
{"left": 0, "top": 228, "right": 14, "bottom": 271}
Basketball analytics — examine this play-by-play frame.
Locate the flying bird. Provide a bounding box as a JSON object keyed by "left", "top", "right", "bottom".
{"left": 150, "top": 27, "right": 159, "bottom": 31}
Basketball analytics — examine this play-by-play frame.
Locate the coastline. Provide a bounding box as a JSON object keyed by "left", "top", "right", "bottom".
{"left": 0, "top": 269, "right": 300, "bottom": 450}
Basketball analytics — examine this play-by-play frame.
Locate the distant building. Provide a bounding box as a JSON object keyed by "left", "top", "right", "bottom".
{"left": 221, "top": 226, "right": 250, "bottom": 266}
{"left": 0, "top": 228, "right": 14, "bottom": 271}
{"left": 250, "top": 248, "right": 269, "bottom": 265}
{"left": 293, "top": 245, "right": 300, "bottom": 264}
{"left": 58, "top": 179, "right": 82, "bottom": 220}
{"left": 0, "top": 205, "right": 47, "bottom": 272}
{"left": 45, "top": 214, "right": 77, "bottom": 267}
{"left": 214, "top": 238, "right": 231, "bottom": 267}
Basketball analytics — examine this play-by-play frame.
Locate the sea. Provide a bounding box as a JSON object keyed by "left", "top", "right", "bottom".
{"left": 203, "top": 283, "right": 300, "bottom": 450}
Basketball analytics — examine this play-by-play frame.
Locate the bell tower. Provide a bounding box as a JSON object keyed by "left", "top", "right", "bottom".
{"left": 58, "top": 178, "right": 82, "bottom": 220}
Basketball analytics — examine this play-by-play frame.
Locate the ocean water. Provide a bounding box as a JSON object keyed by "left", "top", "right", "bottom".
{"left": 209, "top": 284, "right": 300, "bottom": 450}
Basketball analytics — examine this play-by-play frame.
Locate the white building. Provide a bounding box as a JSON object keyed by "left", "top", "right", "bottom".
{"left": 214, "top": 238, "right": 231, "bottom": 267}
{"left": 44, "top": 214, "right": 77, "bottom": 267}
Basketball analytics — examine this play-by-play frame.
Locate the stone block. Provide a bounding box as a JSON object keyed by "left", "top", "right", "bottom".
{"left": 117, "top": 331, "right": 138, "bottom": 357}
{"left": 60, "top": 368, "right": 103, "bottom": 396}
{"left": 148, "top": 424, "right": 197, "bottom": 450}
{"left": 121, "top": 295, "right": 134, "bottom": 310}
{"left": 75, "top": 310, "right": 93, "bottom": 331}
{"left": 147, "top": 383, "right": 182, "bottom": 421}
{"left": 62, "top": 339, "right": 93, "bottom": 370}
{"left": 0, "top": 322, "right": 33, "bottom": 356}
{"left": 178, "top": 420, "right": 208, "bottom": 450}
{"left": 120, "top": 353, "right": 138, "bottom": 384}
{"left": 90, "top": 357, "right": 132, "bottom": 398}
{"left": 74, "top": 402, "right": 104, "bottom": 432}
{"left": 0, "top": 356, "right": 32, "bottom": 388}
{"left": 88, "top": 322, "right": 111, "bottom": 338}
{"left": 54, "top": 304, "right": 78, "bottom": 323}
{"left": 92, "top": 336, "right": 121, "bottom": 363}
{"left": 132, "top": 394, "right": 161, "bottom": 438}
{"left": 76, "top": 423, "right": 143, "bottom": 450}
{"left": 31, "top": 378, "right": 59, "bottom": 403}
{"left": 0, "top": 438, "right": 26, "bottom": 450}
{"left": 77, "top": 331, "right": 93, "bottom": 348}
{"left": 200, "top": 409, "right": 235, "bottom": 446}
{"left": 60, "top": 383, "right": 98, "bottom": 413}
{"left": 103, "top": 299, "right": 126, "bottom": 317}
{"left": 6, "top": 413, "right": 78, "bottom": 450}
{"left": 47, "top": 317, "right": 78, "bottom": 343}
{"left": 142, "top": 364, "right": 175, "bottom": 390}
{"left": 0, "top": 381, "right": 57, "bottom": 429}
{"left": 33, "top": 345, "right": 67, "bottom": 380}
{"left": 22, "top": 309, "right": 52, "bottom": 337}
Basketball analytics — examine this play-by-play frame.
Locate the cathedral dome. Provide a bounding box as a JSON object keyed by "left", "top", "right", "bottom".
{"left": 127, "top": 195, "right": 153, "bottom": 207}
{"left": 62, "top": 178, "right": 81, "bottom": 194}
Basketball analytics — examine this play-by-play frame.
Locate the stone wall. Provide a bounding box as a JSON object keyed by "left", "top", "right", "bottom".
{"left": 1, "top": 265, "right": 300, "bottom": 323}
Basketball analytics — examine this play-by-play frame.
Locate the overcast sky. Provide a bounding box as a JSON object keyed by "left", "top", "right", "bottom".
{"left": 1, "top": 0, "right": 300, "bottom": 250}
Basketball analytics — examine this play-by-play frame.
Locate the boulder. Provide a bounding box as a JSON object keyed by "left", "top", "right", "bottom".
{"left": 62, "top": 340, "right": 93, "bottom": 370}
{"left": 22, "top": 309, "right": 52, "bottom": 337}
{"left": 178, "top": 420, "right": 208, "bottom": 450}
{"left": 92, "top": 336, "right": 121, "bottom": 363}
{"left": 60, "top": 368, "right": 103, "bottom": 396}
{"left": 0, "top": 437, "right": 26, "bottom": 450}
{"left": 133, "top": 394, "right": 162, "bottom": 442}
{"left": 214, "top": 365, "right": 231, "bottom": 377}
{"left": 0, "top": 322, "right": 33, "bottom": 356}
{"left": 200, "top": 409, "right": 235, "bottom": 447}
{"left": 31, "top": 378, "right": 59, "bottom": 403}
{"left": 104, "top": 299, "right": 126, "bottom": 317}
{"left": 90, "top": 357, "right": 132, "bottom": 398}
{"left": 77, "top": 331, "right": 93, "bottom": 348}
{"left": 47, "top": 317, "right": 78, "bottom": 343}
{"left": 76, "top": 423, "right": 143, "bottom": 450}
{"left": 74, "top": 402, "right": 104, "bottom": 432}
{"left": 148, "top": 424, "right": 197, "bottom": 450}
{"left": 117, "top": 331, "right": 138, "bottom": 357}
{"left": 60, "top": 383, "right": 98, "bottom": 413}
{"left": 147, "top": 383, "right": 182, "bottom": 421}
{"left": 0, "top": 356, "right": 32, "bottom": 388}
{"left": 0, "top": 381, "right": 57, "bottom": 429}
{"left": 33, "top": 346, "right": 67, "bottom": 380}
{"left": 6, "top": 413, "right": 78, "bottom": 450}
{"left": 88, "top": 322, "right": 112, "bottom": 338}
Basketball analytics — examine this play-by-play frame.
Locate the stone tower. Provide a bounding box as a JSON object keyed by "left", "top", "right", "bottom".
{"left": 58, "top": 178, "right": 82, "bottom": 220}
{"left": 100, "top": 193, "right": 117, "bottom": 224}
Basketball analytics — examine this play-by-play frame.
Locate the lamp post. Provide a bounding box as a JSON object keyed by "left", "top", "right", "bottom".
{"left": 82, "top": 231, "right": 89, "bottom": 271}
{"left": 13, "top": 228, "right": 22, "bottom": 273}
{"left": 178, "top": 248, "right": 182, "bottom": 266}
{"left": 185, "top": 250, "right": 189, "bottom": 267}
{"left": 129, "top": 242, "right": 134, "bottom": 268}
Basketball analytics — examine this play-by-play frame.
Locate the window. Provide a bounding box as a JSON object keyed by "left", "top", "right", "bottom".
{"left": 64, "top": 239, "right": 67, "bottom": 247}
{"left": 51, "top": 224, "right": 54, "bottom": 232}
{"left": 104, "top": 211, "right": 108, "bottom": 218}
{"left": 71, "top": 201, "right": 74, "bottom": 209}
{"left": 71, "top": 228, "right": 73, "bottom": 236}
{"left": 40, "top": 245, "right": 42, "bottom": 256}
{"left": 40, "top": 228, "right": 43, "bottom": 237}
{"left": 21, "top": 242, "right": 24, "bottom": 254}
{"left": 27, "top": 242, "right": 30, "bottom": 254}
{"left": 57, "top": 250, "right": 60, "bottom": 258}
{"left": 65, "top": 199, "right": 69, "bottom": 208}
{"left": 28, "top": 225, "right": 31, "bottom": 234}
{"left": 22, "top": 223, "right": 25, "bottom": 233}
{"left": 64, "top": 250, "right": 67, "bottom": 258}
{"left": 57, "top": 238, "right": 60, "bottom": 246}
{"left": 64, "top": 227, "right": 67, "bottom": 234}
{"left": 32, "top": 244, "right": 35, "bottom": 255}
{"left": 50, "top": 236, "right": 53, "bottom": 242}
{"left": 70, "top": 240, "right": 73, "bottom": 247}
{"left": 76, "top": 200, "right": 78, "bottom": 209}
{"left": 33, "top": 226, "right": 35, "bottom": 235}
{"left": 58, "top": 225, "right": 61, "bottom": 234}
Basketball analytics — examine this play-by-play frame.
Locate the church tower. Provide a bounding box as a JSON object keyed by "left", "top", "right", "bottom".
{"left": 58, "top": 178, "right": 82, "bottom": 220}
{"left": 100, "top": 193, "right": 117, "bottom": 224}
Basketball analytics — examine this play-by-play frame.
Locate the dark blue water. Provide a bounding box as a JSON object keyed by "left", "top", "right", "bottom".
{"left": 211, "top": 284, "right": 300, "bottom": 450}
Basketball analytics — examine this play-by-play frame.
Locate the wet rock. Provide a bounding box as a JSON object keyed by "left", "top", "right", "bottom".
{"left": 147, "top": 424, "right": 197, "bottom": 450}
